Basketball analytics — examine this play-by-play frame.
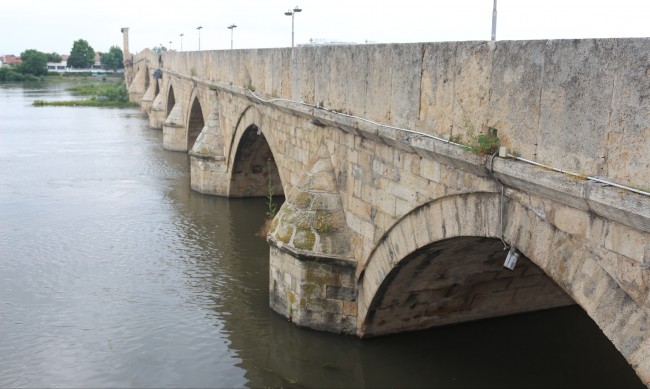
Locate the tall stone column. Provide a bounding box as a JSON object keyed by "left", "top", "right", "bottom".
{"left": 120, "top": 27, "right": 133, "bottom": 85}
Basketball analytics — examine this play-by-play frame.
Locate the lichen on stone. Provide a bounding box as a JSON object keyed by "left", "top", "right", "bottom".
{"left": 274, "top": 224, "right": 294, "bottom": 243}
{"left": 290, "top": 190, "right": 312, "bottom": 209}
{"left": 293, "top": 228, "right": 316, "bottom": 250}
{"left": 314, "top": 210, "right": 346, "bottom": 233}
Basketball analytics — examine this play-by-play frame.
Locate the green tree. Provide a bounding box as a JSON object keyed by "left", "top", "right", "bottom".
{"left": 47, "top": 52, "right": 62, "bottom": 63}
{"left": 19, "top": 49, "right": 48, "bottom": 76}
{"left": 100, "top": 45, "right": 124, "bottom": 72}
{"left": 67, "top": 39, "right": 95, "bottom": 68}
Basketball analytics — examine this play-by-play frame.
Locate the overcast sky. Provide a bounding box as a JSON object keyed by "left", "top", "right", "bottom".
{"left": 1, "top": 0, "right": 649, "bottom": 56}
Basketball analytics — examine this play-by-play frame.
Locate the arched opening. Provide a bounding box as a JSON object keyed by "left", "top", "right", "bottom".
{"left": 187, "top": 97, "right": 204, "bottom": 151}
{"left": 230, "top": 125, "right": 283, "bottom": 198}
{"left": 166, "top": 85, "right": 175, "bottom": 116}
{"left": 362, "top": 236, "right": 574, "bottom": 337}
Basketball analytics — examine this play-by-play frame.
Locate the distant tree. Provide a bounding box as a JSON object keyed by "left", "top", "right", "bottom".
{"left": 100, "top": 45, "right": 124, "bottom": 72}
{"left": 67, "top": 39, "right": 95, "bottom": 68}
{"left": 153, "top": 45, "right": 167, "bottom": 53}
{"left": 19, "top": 49, "right": 48, "bottom": 76}
{"left": 47, "top": 52, "right": 62, "bottom": 63}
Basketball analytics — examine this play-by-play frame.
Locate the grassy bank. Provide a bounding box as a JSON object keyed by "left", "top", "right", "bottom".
{"left": 32, "top": 79, "right": 138, "bottom": 108}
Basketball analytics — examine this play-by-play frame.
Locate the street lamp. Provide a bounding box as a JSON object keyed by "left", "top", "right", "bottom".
{"left": 227, "top": 24, "right": 237, "bottom": 50}
{"left": 169, "top": 40, "right": 172, "bottom": 51}
{"left": 491, "top": 0, "right": 497, "bottom": 41}
{"left": 179, "top": 33, "right": 184, "bottom": 51}
{"left": 197, "top": 26, "right": 203, "bottom": 50}
{"left": 284, "top": 6, "right": 302, "bottom": 48}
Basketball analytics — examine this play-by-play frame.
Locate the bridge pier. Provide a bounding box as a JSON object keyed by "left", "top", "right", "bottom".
{"left": 162, "top": 103, "right": 187, "bottom": 151}
{"left": 148, "top": 89, "right": 165, "bottom": 129}
{"left": 267, "top": 146, "right": 359, "bottom": 334}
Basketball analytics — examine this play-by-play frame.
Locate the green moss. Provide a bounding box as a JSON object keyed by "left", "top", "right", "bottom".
{"left": 290, "top": 190, "right": 311, "bottom": 209}
{"left": 281, "top": 207, "right": 312, "bottom": 229}
{"left": 292, "top": 229, "right": 315, "bottom": 250}
{"left": 275, "top": 225, "right": 294, "bottom": 243}
{"left": 198, "top": 145, "right": 210, "bottom": 155}
{"left": 304, "top": 264, "right": 335, "bottom": 285}
{"left": 314, "top": 210, "right": 345, "bottom": 232}
{"left": 300, "top": 283, "right": 321, "bottom": 305}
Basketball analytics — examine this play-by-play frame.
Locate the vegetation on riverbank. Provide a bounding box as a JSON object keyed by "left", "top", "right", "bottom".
{"left": 33, "top": 80, "right": 138, "bottom": 108}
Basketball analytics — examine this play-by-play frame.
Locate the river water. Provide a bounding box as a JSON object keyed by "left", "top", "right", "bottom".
{"left": 0, "top": 82, "right": 643, "bottom": 388}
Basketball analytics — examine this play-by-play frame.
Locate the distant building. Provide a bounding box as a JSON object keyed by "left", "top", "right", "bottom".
{"left": 46, "top": 53, "right": 111, "bottom": 73}
{"left": 0, "top": 55, "right": 21, "bottom": 67}
{"left": 47, "top": 54, "right": 68, "bottom": 72}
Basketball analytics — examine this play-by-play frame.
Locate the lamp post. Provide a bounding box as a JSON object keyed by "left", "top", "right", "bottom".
{"left": 197, "top": 26, "right": 203, "bottom": 50}
{"left": 179, "top": 33, "right": 184, "bottom": 51}
{"left": 491, "top": 0, "right": 497, "bottom": 41}
{"left": 284, "top": 6, "right": 302, "bottom": 47}
{"left": 169, "top": 40, "right": 172, "bottom": 51}
{"left": 227, "top": 24, "right": 237, "bottom": 49}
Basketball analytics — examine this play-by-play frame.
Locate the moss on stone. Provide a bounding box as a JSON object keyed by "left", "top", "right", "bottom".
{"left": 275, "top": 225, "right": 294, "bottom": 244}
{"left": 300, "top": 283, "right": 321, "bottom": 306}
{"left": 292, "top": 228, "right": 316, "bottom": 250}
{"left": 314, "top": 210, "right": 346, "bottom": 232}
{"left": 280, "top": 206, "right": 313, "bottom": 229}
{"left": 290, "top": 190, "right": 311, "bottom": 209}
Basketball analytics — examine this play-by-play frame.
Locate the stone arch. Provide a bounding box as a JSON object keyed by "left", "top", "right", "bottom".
{"left": 225, "top": 105, "right": 283, "bottom": 198}
{"left": 229, "top": 123, "right": 283, "bottom": 198}
{"left": 185, "top": 88, "right": 205, "bottom": 151}
{"left": 357, "top": 192, "right": 650, "bottom": 383}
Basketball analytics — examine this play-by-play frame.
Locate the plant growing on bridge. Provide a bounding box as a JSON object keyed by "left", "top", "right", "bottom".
{"left": 452, "top": 100, "right": 500, "bottom": 155}
{"left": 265, "top": 158, "right": 277, "bottom": 219}
{"left": 256, "top": 158, "right": 279, "bottom": 239}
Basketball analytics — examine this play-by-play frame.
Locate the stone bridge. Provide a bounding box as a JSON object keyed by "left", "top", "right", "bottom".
{"left": 122, "top": 29, "right": 650, "bottom": 384}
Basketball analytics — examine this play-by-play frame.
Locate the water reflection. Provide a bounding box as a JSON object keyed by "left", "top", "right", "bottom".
{"left": 0, "top": 82, "right": 643, "bottom": 388}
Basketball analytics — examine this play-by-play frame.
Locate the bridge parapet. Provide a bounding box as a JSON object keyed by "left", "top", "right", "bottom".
{"left": 153, "top": 39, "right": 649, "bottom": 189}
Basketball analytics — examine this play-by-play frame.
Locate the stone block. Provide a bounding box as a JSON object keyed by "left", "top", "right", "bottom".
{"left": 553, "top": 204, "right": 589, "bottom": 237}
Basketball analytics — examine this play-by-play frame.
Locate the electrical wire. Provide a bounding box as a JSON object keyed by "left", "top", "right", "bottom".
{"left": 160, "top": 68, "right": 649, "bottom": 198}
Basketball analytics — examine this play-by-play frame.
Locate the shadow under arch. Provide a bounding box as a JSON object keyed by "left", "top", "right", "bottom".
{"left": 144, "top": 66, "right": 150, "bottom": 91}
{"left": 186, "top": 92, "right": 204, "bottom": 151}
{"left": 356, "top": 191, "right": 649, "bottom": 383}
{"left": 229, "top": 123, "right": 283, "bottom": 198}
{"left": 166, "top": 83, "right": 175, "bottom": 116}
{"left": 361, "top": 235, "right": 573, "bottom": 337}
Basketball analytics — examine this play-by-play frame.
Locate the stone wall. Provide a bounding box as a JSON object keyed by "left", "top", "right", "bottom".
{"left": 158, "top": 39, "right": 650, "bottom": 189}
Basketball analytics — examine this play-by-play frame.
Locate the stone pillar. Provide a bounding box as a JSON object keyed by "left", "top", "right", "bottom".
{"left": 127, "top": 66, "right": 147, "bottom": 103}
{"left": 148, "top": 82, "right": 165, "bottom": 129}
{"left": 189, "top": 110, "right": 229, "bottom": 195}
{"left": 267, "top": 146, "right": 358, "bottom": 334}
{"left": 140, "top": 75, "right": 155, "bottom": 113}
{"left": 162, "top": 103, "right": 187, "bottom": 151}
{"left": 120, "top": 27, "right": 134, "bottom": 85}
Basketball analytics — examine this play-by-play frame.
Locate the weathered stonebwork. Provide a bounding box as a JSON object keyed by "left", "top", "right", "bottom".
{"left": 125, "top": 33, "right": 650, "bottom": 384}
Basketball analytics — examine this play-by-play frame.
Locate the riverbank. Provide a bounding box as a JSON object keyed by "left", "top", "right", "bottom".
{"left": 32, "top": 77, "right": 138, "bottom": 108}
